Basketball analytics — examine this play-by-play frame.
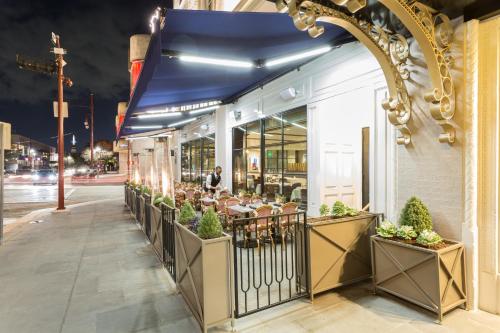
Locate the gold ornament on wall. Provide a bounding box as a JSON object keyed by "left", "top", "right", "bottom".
{"left": 279, "top": 0, "right": 457, "bottom": 145}
{"left": 277, "top": 0, "right": 413, "bottom": 144}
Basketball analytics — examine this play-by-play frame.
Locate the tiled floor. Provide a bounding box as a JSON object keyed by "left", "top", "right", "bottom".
{"left": 1, "top": 196, "right": 499, "bottom": 333}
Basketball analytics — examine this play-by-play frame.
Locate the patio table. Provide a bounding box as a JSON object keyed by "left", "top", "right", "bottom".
{"left": 201, "top": 197, "right": 217, "bottom": 204}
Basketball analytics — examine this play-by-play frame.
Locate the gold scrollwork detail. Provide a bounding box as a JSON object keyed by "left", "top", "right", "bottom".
{"left": 382, "top": 0, "right": 456, "bottom": 144}
{"left": 277, "top": 0, "right": 413, "bottom": 145}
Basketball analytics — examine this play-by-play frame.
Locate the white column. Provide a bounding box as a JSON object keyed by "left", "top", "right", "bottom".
{"left": 463, "top": 19, "right": 479, "bottom": 311}
{"left": 215, "top": 106, "right": 227, "bottom": 188}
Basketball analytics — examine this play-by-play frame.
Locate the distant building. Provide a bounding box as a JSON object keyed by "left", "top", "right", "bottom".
{"left": 6, "top": 134, "right": 56, "bottom": 172}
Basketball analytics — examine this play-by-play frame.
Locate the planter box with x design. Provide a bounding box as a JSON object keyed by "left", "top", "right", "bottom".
{"left": 300, "top": 212, "right": 381, "bottom": 300}
{"left": 371, "top": 236, "right": 467, "bottom": 322}
{"left": 174, "top": 222, "right": 233, "bottom": 333}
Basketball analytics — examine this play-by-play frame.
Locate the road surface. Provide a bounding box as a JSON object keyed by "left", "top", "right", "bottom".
{"left": 4, "top": 184, "right": 123, "bottom": 219}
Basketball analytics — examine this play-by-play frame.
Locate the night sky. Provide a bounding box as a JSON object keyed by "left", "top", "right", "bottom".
{"left": 0, "top": 0, "right": 171, "bottom": 151}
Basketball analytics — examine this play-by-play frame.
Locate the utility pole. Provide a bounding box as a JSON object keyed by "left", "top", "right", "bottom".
{"left": 90, "top": 93, "right": 94, "bottom": 168}
{"left": 55, "top": 35, "right": 65, "bottom": 210}
{"left": 16, "top": 33, "right": 72, "bottom": 211}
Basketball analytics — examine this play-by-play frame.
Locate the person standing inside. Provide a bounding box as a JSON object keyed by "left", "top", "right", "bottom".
{"left": 204, "top": 166, "right": 222, "bottom": 194}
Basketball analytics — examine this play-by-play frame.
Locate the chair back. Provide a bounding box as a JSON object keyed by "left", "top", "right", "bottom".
{"left": 254, "top": 205, "right": 274, "bottom": 226}
{"left": 251, "top": 196, "right": 263, "bottom": 204}
{"left": 185, "top": 189, "right": 195, "bottom": 200}
{"left": 241, "top": 194, "right": 252, "bottom": 205}
{"left": 226, "top": 197, "right": 240, "bottom": 207}
{"left": 280, "top": 202, "right": 298, "bottom": 215}
{"left": 216, "top": 195, "right": 230, "bottom": 212}
{"left": 219, "top": 190, "right": 229, "bottom": 196}
{"left": 225, "top": 197, "right": 242, "bottom": 216}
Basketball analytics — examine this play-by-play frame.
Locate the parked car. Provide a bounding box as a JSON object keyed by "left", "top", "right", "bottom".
{"left": 71, "top": 168, "right": 97, "bottom": 180}
{"left": 32, "top": 169, "right": 57, "bottom": 185}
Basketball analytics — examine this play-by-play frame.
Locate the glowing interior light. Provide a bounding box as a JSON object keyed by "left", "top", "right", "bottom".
{"left": 179, "top": 55, "right": 253, "bottom": 68}
{"left": 128, "top": 125, "right": 163, "bottom": 130}
{"left": 189, "top": 105, "right": 219, "bottom": 115}
{"left": 265, "top": 46, "right": 332, "bottom": 67}
{"left": 168, "top": 118, "right": 196, "bottom": 127}
{"left": 137, "top": 112, "right": 182, "bottom": 119}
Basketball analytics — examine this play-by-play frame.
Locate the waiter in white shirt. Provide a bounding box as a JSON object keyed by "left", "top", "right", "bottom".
{"left": 204, "top": 166, "right": 222, "bottom": 194}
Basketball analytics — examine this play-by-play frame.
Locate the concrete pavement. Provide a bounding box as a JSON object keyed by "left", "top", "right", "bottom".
{"left": 1, "top": 191, "right": 500, "bottom": 333}
{"left": 0, "top": 198, "right": 198, "bottom": 333}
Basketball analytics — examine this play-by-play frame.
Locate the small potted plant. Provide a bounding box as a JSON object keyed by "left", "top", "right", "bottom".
{"left": 371, "top": 197, "right": 467, "bottom": 322}
{"left": 174, "top": 207, "right": 233, "bottom": 332}
{"left": 319, "top": 204, "right": 330, "bottom": 217}
{"left": 300, "top": 200, "right": 380, "bottom": 300}
{"left": 179, "top": 202, "right": 197, "bottom": 225}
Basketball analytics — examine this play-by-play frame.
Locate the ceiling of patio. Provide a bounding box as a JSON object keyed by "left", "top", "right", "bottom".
{"left": 120, "top": 9, "right": 352, "bottom": 137}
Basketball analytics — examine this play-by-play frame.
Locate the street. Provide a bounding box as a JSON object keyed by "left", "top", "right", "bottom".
{"left": 3, "top": 184, "right": 123, "bottom": 220}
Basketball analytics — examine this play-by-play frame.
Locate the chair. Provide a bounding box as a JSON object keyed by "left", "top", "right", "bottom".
{"left": 174, "top": 190, "right": 186, "bottom": 209}
{"left": 193, "top": 190, "right": 202, "bottom": 211}
{"left": 278, "top": 202, "right": 298, "bottom": 244}
{"left": 219, "top": 189, "right": 229, "bottom": 197}
{"left": 216, "top": 195, "right": 230, "bottom": 213}
{"left": 224, "top": 197, "right": 241, "bottom": 230}
{"left": 251, "top": 195, "right": 262, "bottom": 204}
{"left": 241, "top": 193, "right": 252, "bottom": 205}
{"left": 246, "top": 205, "right": 274, "bottom": 250}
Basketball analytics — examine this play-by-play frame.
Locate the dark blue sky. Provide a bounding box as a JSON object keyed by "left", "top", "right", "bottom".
{"left": 0, "top": 0, "right": 171, "bottom": 150}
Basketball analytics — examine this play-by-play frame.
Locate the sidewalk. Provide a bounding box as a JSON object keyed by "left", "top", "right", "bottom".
{"left": 0, "top": 199, "right": 198, "bottom": 333}
{"left": 1, "top": 199, "right": 499, "bottom": 333}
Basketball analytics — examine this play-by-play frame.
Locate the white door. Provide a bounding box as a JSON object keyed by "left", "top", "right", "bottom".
{"left": 308, "top": 88, "right": 372, "bottom": 215}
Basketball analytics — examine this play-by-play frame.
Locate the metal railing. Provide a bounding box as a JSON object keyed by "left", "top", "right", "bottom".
{"left": 144, "top": 193, "right": 152, "bottom": 239}
{"left": 161, "top": 202, "right": 176, "bottom": 281}
{"left": 232, "top": 210, "right": 309, "bottom": 318}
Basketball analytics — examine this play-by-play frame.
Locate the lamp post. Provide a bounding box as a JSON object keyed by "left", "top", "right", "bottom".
{"left": 90, "top": 93, "right": 94, "bottom": 168}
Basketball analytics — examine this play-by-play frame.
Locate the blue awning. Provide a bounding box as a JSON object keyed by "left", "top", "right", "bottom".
{"left": 120, "top": 9, "right": 351, "bottom": 137}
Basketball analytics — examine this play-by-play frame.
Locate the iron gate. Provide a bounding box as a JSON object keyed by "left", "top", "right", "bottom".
{"left": 232, "top": 210, "right": 309, "bottom": 318}
{"left": 161, "top": 203, "right": 176, "bottom": 281}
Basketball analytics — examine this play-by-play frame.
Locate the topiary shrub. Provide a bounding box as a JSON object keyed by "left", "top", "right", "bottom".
{"left": 319, "top": 204, "right": 330, "bottom": 217}
{"left": 163, "top": 196, "right": 175, "bottom": 208}
{"left": 197, "top": 207, "right": 223, "bottom": 239}
{"left": 399, "top": 196, "right": 432, "bottom": 233}
{"left": 153, "top": 193, "right": 163, "bottom": 207}
{"left": 179, "top": 202, "right": 196, "bottom": 225}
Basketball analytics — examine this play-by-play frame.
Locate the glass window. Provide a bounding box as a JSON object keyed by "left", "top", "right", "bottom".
{"left": 191, "top": 140, "right": 201, "bottom": 184}
{"left": 231, "top": 106, "right": 307, "bottom": 206}
{"left": 232, "top": 127, "right": 246, "bottom": 193}
{"left": 245, "top": 121, "right": 261, "bottom": 194}
{"left": 181, "top": 143, "right": 190, "bottom": 182}
{"left": 202, "top": 134, "right": 215, "bottom": 183}
{"left": 282, "top": 107, "right": 307, "bottom": 207}
{"left": 181, "top": 135, "right": 216, "bottom": 186}
{"left": 263, "top": 116, "right": 283, "bottom": 201}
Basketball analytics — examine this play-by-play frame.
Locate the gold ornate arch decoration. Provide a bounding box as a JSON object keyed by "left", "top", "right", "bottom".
{"left": 278, "top": 0, "right": 455, "bottom": 144}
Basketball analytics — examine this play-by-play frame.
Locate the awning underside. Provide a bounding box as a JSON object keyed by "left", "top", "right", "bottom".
{"left": 121, "top": 9, "right": 351, "bottom": 137}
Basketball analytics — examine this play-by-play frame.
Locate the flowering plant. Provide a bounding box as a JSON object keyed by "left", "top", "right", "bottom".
{"left": 396, "top": 225, "right": 417, "bottom": 240}
{"left": 376, "top": 220, "right": 397, "bottom": 238}
{"left": 416, "top": 229, "right": 443, "bottom": 247}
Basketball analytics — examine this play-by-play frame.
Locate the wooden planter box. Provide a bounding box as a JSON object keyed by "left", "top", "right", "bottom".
{"left": 137, "top": 195, "right": 146, "bottom": 229}
{"left": 300, "top": 212, "right": 379, "bottom": 300}
{"left": 149, "top": 205, "right": 163, "bottom": 261}
{"left": 371, "top": 236, "right": 467, "bottom": 322}
{"left": 174, "top": 222, "right": 233, "bottom": 333}
{"left": 130, "top": 190, "right": 137, "bottom": 215}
